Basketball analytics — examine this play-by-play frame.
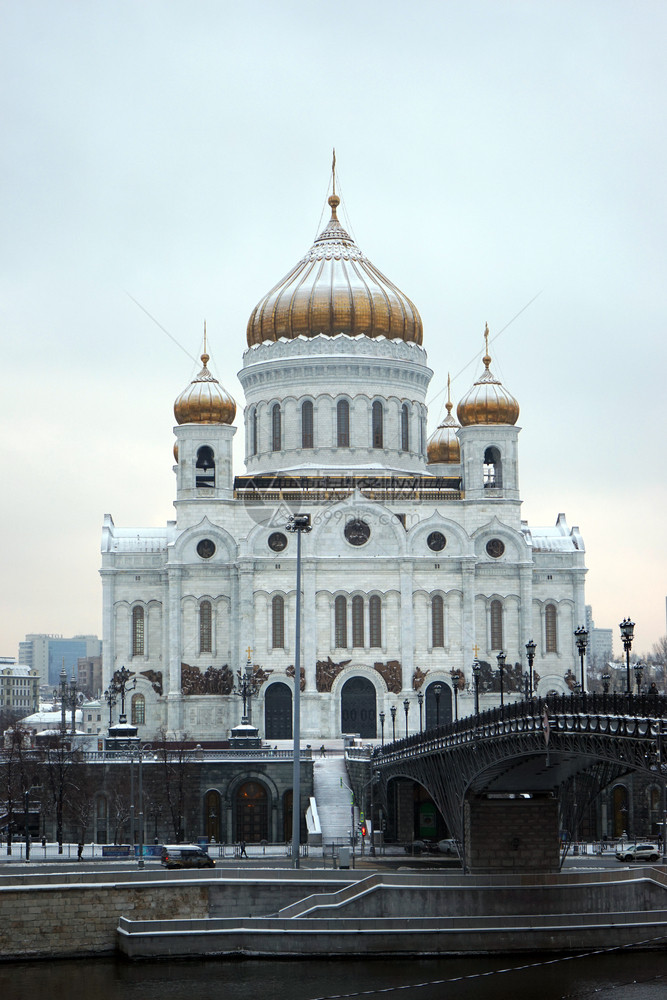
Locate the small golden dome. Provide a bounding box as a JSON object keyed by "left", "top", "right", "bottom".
{"left": 427, "top": 375, "right": 460, "bottom": 464}
{"left": 173, "top": 441, "right": 179, "bottom": 462}
{"left": 456, "top": 326, "right": 519, "bottom": 426}
{"left": 174, "top": 352, "right": 236, "bottom": 425}
{"left": 246, "top": 191, "right": 423, "bottom": 346}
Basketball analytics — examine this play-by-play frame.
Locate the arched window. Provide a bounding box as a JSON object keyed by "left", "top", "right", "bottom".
{"left": 369, "top": 595, "right": 382, "bottom": 648}
{"left": 132, "top": 606, "right": 144, "bottom": 656}
{"left": 301, "top": 400, "right": 314, "bottom": 449}
{"left": 337, "top": 399, "right": 350, "bottom": 447}
{"left": 131, "top": 692, "right": 145, "bottom": 725}
{"left": 490, "top": 600, "right": 503, "bottom": 650}
{"left": 545, "top": 603, "right": 558, "bottom": 653}
{"left": 251, "top": 408, "right": 258, "bottom": 456}
{"left": 335, "top": 595, "right": 348, "bottom": 648}
{"left": 352, "top": 596, "right": 364, "bottom": 647}
{"left": 419, "top": 415, "right": 425, "bottom": 456}
{"left": 200, "top": 600, "right": 212, "bottom": 654}
{"left": 401, "top": 403, "right": 409, "bottom": 452}
{"left": 483, "top": 446, "right": 502, "bottom": 488}
{"left": 372, "top": 401, "right": 383, "bottom": 449}
{"left": 432, "top": 595, "right": 444, "bottom": 647}
{"left": 272, "top": 595, "right": 285, "bottom": 649}
{"left": 196, "top": 446, "right": 215, "bottom": 488}
{"left": 236, "top": 781, "right": 268, "bottom": 843}
{"left": 271, "top": 403, "right": 281, "bottom": 452}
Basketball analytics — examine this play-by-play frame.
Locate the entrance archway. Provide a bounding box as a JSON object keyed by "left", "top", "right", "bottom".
{"left": 265, "top": 682, "right": 292, "bottom": 739}
{"left": 341, "top": 675, "right": 376, "bottom": 738}
{"left": 425, "top": 681, "right": 452, "bottom": 729}
{"left": 235, "top": 781, "right": 269, "bottom": 842}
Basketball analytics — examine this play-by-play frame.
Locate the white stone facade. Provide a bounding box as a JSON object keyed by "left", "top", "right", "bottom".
{"left": 100, "top": 197, "right": 587, "bottom": 742}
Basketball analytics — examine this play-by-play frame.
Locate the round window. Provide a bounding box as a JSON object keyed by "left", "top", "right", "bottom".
{"left": 268, "top": 531, "right": 288, "bottom": 552}
{"left": 427, "top": 531, "right": 447, "bottom": 552}
{"left": 197, "top": 538, "right": 216, "bottom": 559}
{"left": 344, "top": 519, "right": 371, "bottom": 546}
{"left": 486, "top": 538, "right": 505, "bottom": 559}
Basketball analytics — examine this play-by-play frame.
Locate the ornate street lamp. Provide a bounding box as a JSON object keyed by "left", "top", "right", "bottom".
{"left": 403, "top": 698, "right": 410, "bottom": 739}
{"left": 104, "top": 681, "right": 118, "bottom": 726}
{"left": 601, "top": 672, "right": 611, "bottom": 695}
{"left": 390, "top": 704, "right": 397, "bottom": 741}
{"left": 620, "top": 618, "right": 635, "bottom": 695}
{"left": 379, "top": 710, "right": 385, "bottom": 746}
{"left": 634, "top": 661, "right": 644, "bottom": 696}
{"left": 417, "top": 690, "right": 424, "bottom": 732}
{"left": 574, "top": 627, "right": 589, "bottom": 694}
{"left": 525, "top": 639, "right": 536, "bottom": 699}
{"left": 450, "top": 670, "right": 460, "bottom": 721}
{"left": 285, "top": 512, "right": 312, "bottom": 869}
{"left": 496, "top": 651, "right": 506, "bottom": 708}
{"left": 472, "top": 660, "right": 481, "bottom": 715}
{"left": 433, "top": 683, "right": 442, "bottom": 728}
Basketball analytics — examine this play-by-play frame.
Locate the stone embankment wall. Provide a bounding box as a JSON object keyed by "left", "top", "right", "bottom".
{"left": 0, "top": 871, "right": 352, "bottom": 960}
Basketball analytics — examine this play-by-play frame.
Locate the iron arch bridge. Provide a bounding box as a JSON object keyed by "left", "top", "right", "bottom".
{"left": 370, "top": 693, "right": 667, "bottom": 865}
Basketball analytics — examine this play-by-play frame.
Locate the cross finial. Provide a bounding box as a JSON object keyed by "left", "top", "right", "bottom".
{"left": 332, "top": 147, "right": 336, "bottom": 197}
{"left": 472, "top": 642, "right": 480, "bottom": 657}
{"left": 483, "top": 323, "right": 491, "bottom": 369}
{"left": 246, "top": 646, "right": 253, "bottom": 661}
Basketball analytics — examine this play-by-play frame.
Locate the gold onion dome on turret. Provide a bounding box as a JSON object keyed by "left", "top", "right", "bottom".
{"left": 173, "top": 344, "right": 236, "bottom": 426}
{"left": 427, "top": 375, "right": 460, "bottom": 464}
{"left": 246, "top": 188, "right": 423, "bottom": 346}
{"left": 456, "top": 325, "right": 519, "bottom": 426}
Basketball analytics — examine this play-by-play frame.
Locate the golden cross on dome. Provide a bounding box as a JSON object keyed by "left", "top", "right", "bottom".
{"left": 484, "top": 322, "right": 489, "bottom": 354}
{"left": 332, "top": 147, "right": 336, "bottom": 197}
{"left": 203, "top": 320, "right": 207, "bottom": 355}
{"left": 246, "top": 646, "right": 253, "bottom": 661}
{"left": 472, "top": 642, "right": 480, "bottom": 657}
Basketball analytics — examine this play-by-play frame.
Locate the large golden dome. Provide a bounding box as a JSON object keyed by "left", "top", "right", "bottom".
{"left": 457, "top": 326, "right": 519, "bottom": 426}
{"left": 174, "top": 352, "right": 236, "bottom": 425}
{"left": 427, "top": 376, "right": 461, "bottom": 464}
{"left": 246, "top": 193, "right": 423, "bottom": 346}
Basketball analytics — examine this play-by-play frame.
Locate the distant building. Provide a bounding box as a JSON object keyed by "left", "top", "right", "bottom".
{"left": 585, "top": 606, "right": 613, "bottom": 671}
{"left": 18, "top": 634, "right": 101, "bottom": 687}
{"left": 77, "top": 656, "right": 103, "bottom": 699}
{"left": 0, "top": 665, "right": 40, "bottom": 716}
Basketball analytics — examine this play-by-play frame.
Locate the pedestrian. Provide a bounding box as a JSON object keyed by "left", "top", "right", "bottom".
{"left": 239, "top": 839, "right": 248, "bottom": 858}
{"left": 77, "top": 842, "right": 84, "bottom": 861}
{"left": 319, "top": 744, "right": 326, "bottom": 757}
{"left": 41, "top": 835, "right": 46, "bottom": 849}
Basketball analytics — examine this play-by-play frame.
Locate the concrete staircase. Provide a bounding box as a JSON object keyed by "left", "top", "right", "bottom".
{"left": 312, "top": 755, "right": 353, "bottom": 846}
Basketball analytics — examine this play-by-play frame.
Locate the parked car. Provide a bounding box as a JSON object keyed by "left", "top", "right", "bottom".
{"left": 614, "top": 843, "right": 660, "bottom": 863}
{"left": 160, "top": 844, "right": 215, "bottom": 869}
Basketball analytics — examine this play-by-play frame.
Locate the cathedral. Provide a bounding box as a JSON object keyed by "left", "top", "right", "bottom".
{"left": 100, "top": 176, "right": 587, "bottom": 742}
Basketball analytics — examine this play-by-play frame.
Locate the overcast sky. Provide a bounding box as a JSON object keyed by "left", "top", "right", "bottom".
{"left": 2, "top": 0, "right": 665, "bottom": 663}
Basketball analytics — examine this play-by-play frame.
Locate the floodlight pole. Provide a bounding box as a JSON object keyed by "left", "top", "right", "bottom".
{"left": 286, "top": 513, "right": 311, "bottom": 869}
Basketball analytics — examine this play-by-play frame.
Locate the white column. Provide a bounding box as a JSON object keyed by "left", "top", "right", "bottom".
{"left": 100, "top": 569, "right": 115, "bottom": 691}
{"left": 166, "top": 566, "right": 183, "bottom": 734}
{"left": 400, "top": 563, "right": 414, "bottom": 693}
{"left": 302, "top": 558, "right": 316, "bottom": 691}
{"left": 519, "top": 566, "right": 533, "bottom": 657}
{"left": 461, "top": 561, "right": 476, "bottom": 681}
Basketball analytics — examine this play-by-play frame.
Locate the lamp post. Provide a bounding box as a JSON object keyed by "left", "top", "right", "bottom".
{"left": 434, "top": 684, "right": 442, "bottom": 728}
{"left": 450, "top": 670, "right": 460, "bottom": 721}
{"left": 286, "top": 512, "right": 311, "bottom": 870}
{"left": 403, "top": 698, "right": 409, "bottom": 739}
{"left": 24, "top": 786, "right": 40, "bottom": 862}
{"left": 574, "top": 627, "right": 589, "bottom": 694}
{"left": 496, "top": 651, "right": 506, "bottom": 708}
{"left": 104, "top": 681, "right": 118, "bottom": 726}
{"left": 620, "top": 618, "right": 635, "bottom": 695}
{"left": 602, "top": 672, "right": 611, "bottom": 696}
{"left": 369, "top": 770, "right": 379, "bottom": 857}
{"left": 390, "top": 704, "right": 396, "bottom": 741}
{"left": 417, "top": 690, "right": 424, "bottom": 733}
{"left": 473, "top": 660, "right": 481, "bottom": 715}
{"left": 634, "top": 661, "right": 644, "bottom": 696}
{"left": 379, "top": 710, "right": 385, "bottom": 746}
{"left": 525, "top": 639, "right": 536, "bottom": 699}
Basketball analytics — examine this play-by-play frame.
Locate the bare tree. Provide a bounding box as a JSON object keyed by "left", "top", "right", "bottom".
{"left": 153, "top": 728, "right": 196, "bottom": 842}
{"left": 36, "top": 733, "right": 83, "bottom": 853}
{"left": 0, "top": 724, "right": 36, "bottom": 855}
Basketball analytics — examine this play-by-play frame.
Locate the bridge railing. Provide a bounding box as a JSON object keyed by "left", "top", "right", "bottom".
{"left": 373, "top": 692, "right": 667, "bottom": 761}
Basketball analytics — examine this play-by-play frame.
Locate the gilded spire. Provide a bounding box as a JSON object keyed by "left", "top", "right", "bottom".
{"left": 427, "top": 371, "right": 460, "bottom": 465}
{"left": 483, "top": 321, "right": 491, "bottom": 369}
{"left": 329, "top": 147, "right": 340, "bottom": 216}
{"left": 202, "top": 320, "right": 209, "bottom": 367}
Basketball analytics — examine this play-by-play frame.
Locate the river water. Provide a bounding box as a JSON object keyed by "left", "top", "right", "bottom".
{"left": 1, "top": 952, "right": 665, "bottom": 1000}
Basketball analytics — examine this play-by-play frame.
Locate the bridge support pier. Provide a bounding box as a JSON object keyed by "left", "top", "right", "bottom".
{"left": 464, "top": 795, "right": 560, "bottom": 874}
